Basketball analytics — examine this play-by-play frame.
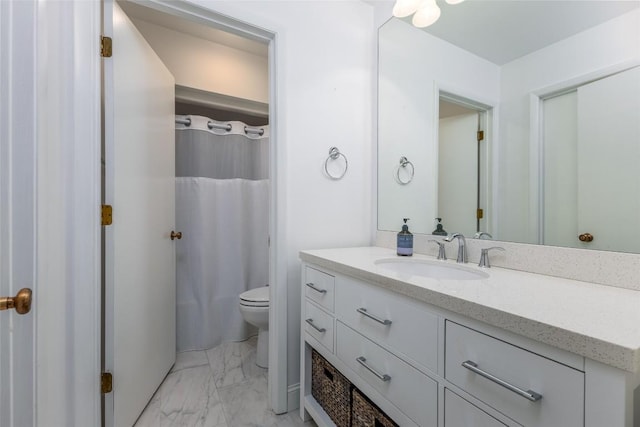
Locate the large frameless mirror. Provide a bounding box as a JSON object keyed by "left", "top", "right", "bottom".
{"left": 377, "top": 1, "right": 640, "bottom": 253}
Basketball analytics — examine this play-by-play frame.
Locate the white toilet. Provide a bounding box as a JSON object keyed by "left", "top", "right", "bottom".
{"left": 238, "top": 286, "right": 269, "bottom": 368}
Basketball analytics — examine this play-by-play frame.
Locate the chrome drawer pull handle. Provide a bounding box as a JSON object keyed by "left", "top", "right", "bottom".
{"left": 305, "top": 282, "right": 327, "bottom": 294}
{"left": 356, "top": 356, "right": 391, "bottom": 382}
{"left": 356, "top": 308, "right": 392, "bottom": 326}
{"left": 305, "top": 318, "right": 326, "bottom": 333}
{"left": 462, "top": 360, "right": 542, "bottom": 402}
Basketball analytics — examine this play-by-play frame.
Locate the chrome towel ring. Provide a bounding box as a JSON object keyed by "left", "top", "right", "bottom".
{"left": 324, "top": 147, "right": 348, "bottom": 180}
{"left": 396, "top": 156, "right": 414, "bottom": 185}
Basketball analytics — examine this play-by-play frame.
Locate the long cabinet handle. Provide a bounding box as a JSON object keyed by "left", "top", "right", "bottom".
{"left": 356, "top": 308, "right": 392, "bottom": 326}
{"left": 305, "top": 318, "right": 326, "bottom": 333}
{"left": 462, "top": 360, "right": 542, "bottom": 402}
{"left": 356, "top": 356, "right": 391, "bottom": 382}
{"left": 305, "top": 282, "right": 327, "bottom": 294}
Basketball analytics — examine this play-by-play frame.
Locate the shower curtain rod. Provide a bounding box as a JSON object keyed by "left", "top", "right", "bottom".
{"left": 175, "top": 117, "right": 265, "bottom": 136}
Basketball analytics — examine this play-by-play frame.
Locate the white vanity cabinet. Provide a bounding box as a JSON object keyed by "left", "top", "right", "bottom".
{"left": 444, "top": 389, "right": 510, "bottom": 427}
{"left": 300, "top": 257, "right": 640, "bottom": 427}
{"left": 335, "top": 275, "right": 439, "bottom": 374}
{"left": 336, "top": 322, "right": 439, "bottom": 427}
{"left": 301, "top": 265, "right": 429, "bottom": 427}
{"left": 445, "top": 321, "right": 584, "bottom": 427}
{"left": 304, "top": 266, "right": 335, "bottom": 311}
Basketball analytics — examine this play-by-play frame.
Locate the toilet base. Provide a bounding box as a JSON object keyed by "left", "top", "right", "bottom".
{"left": 256, "top": 328, "right": 269, "bottom": 368}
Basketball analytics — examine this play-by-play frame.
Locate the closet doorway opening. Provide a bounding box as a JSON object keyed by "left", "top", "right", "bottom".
{"left": 102, "top": 1, "right": 285, "bottom": 426}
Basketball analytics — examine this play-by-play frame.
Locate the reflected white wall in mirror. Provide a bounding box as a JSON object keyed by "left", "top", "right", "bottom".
{"left": 378, "top": 3, "right": 640, "bottom": 253}
{"left": 377, "top": 17, "right": 499, "bottom": 234}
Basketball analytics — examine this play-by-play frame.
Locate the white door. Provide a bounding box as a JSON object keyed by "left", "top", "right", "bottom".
{"left": 438, "top": 111, "right": 480, "bottom": 236}
{"left": 542, "top": 91, "right": 578, "bottom": 247}
{"left": 103, "top": 2, "right": 176, "bottom": 426}
{"left": 542, "top": 67, "right": 640, "bottom": 251}
{"left": 577, "top": 66, "right": 640, "bottom": 252}
{"left": 0, "top": 1, "right": 36, "bottom": 425}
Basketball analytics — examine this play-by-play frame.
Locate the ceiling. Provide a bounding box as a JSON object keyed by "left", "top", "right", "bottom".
{"left": 118, "top": 1, "right": 268, "bottom": 57}
{"left": 118, "top": 1, "right": 638, "bottom": 66}
{"left": 439, "top": 99, "right": 477, "bottom": 118}
{"left": 406, "top": 0, "right": 639, "bottom": 65}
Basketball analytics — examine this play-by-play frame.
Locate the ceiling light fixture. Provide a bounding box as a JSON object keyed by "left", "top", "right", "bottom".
{"left": 393, "top": 0, "right": 464, "bottom": 28}
{"left": 412, "top": 0, "right": 441, "bottom": 28}
{"left": 392, "top": 0, "right": 421, "bottom": 18}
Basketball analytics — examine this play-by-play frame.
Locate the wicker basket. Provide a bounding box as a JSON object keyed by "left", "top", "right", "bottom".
{"left": 311, "top": 349, "right": 352, "bottom": 427}
{"left": 351, "top": 388, "right": 399, "bottom": 427}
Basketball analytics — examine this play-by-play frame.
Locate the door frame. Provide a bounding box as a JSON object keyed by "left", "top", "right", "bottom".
{"left": 434, "top": 85, "right": 495, "bottom": 238}
{"left": 104, "top": 0, "right": 288, "bottom": 415}
{"left": 528, "top": 59, "right": 640, "bottom": 245}
{"left": 33, "top": 1, "right": 103, "bottom": 425}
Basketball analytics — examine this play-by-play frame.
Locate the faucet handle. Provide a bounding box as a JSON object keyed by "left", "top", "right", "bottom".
{"left": 478, "top": 247, "right": 505, "bottom": 268}
{"left": 428, "top": 240, "right": 447, "bottom": 261}
{"left": 474, "top": 231, "right": 493, "bottom": 239}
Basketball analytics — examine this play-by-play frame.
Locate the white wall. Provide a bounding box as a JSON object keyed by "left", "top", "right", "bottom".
{"left": 377, "top": 18, "right": 500, "bottom": 234}
{"left": 497, "top": 9, "right": 640, "bottom": 243}
{"left": 131, "top": 19, "right": 269, "bottom": 104}
{"left": 190, "top": 0, "right": 375, "bottom": 397}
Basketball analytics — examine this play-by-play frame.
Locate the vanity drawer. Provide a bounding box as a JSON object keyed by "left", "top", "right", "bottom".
{"left": 336, "top": 321, "right": 438, "bottom": 427}
{"left": 445, "top": 321, "right": 584, "bottom": 427}
{"left": 304, "top": 266, "right": 335, "bottom": 312}
{"left": 335, "top": 276, "right": 438, "bottom": 372}
{"left": 444, "top": 389, "right": 511, "bottom": 427}
{"left": 304, "top": 300, "right": 334, "bottom": 353}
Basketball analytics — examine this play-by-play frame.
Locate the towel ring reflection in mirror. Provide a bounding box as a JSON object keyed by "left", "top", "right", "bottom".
{"left": 396, "top": 156, "right": 414, "bottom": 185}
{"left": 324, "top": 147, "right": 348, "bottom": 180}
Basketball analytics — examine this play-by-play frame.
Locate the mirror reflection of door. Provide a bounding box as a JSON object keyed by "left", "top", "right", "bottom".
{"left": 438, "top": 97, "right": 490, "bottom": 237}
{"left": 543, "top": 66, "right": 640, "bottom": 251}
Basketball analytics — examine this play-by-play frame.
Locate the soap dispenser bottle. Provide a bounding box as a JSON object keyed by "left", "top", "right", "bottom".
{"left": 432, "top": 218, "right": 447, "bottom": 236}
{"left": 397, "top": 218, "right": 413, "bottom": 256}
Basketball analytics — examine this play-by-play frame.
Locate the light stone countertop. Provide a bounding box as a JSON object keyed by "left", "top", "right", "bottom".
{"left": 300, "top": 246, "right": 640, "bottom": 373}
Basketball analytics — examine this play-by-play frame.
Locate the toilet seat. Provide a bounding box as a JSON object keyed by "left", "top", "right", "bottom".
{"left": 239, "top": 286, "right": 269, "bottom": 308}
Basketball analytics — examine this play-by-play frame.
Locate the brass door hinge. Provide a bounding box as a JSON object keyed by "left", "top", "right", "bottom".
{"left": 477, "top": 130, "right": 485, "bottom": 142}
{"left": 102, "top": 205, "right": 113, "bottom": 226}
{"left": 477, "top": 208, "right": 484, "bottom": 219}
{"left": 101, "top": 372, "right": 113, "bottom": 394}
{"left": 101, "top": 36, "right": 112, "bottom": 58}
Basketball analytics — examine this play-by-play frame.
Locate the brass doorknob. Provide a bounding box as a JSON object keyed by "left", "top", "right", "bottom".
{"left": 0, "top": 288, "right": 33, "bottom": 315}
{"left": 170, "top": 231, "right": 182, "bottom": 240}
{"left": 578, "top": 233, "right": 594, "bottom": 242}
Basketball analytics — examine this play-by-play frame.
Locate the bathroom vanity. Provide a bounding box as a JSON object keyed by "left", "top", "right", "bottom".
{"left": 299, "top": 247, "right": 640, "bottom": 427}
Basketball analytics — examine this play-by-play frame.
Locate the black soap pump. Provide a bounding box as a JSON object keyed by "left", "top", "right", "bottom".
{"left": 432, "top": 218, "right": 447, "bottom": 236}
{"left": 397, "top": 218, "right": 413, "bottom": 256}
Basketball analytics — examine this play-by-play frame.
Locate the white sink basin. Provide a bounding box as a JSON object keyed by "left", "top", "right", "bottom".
{"left": 375, "top": 258, "right": 489, "bottom": 281}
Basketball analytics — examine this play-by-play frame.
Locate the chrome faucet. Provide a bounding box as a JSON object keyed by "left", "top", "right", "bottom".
{"left": 478, "top": 247, "right": 505, "bottom": 268}
{"left": 474, "top": 231, "right": 493, "bottom": 240}
{"left": 444, "top": 233, "right": 467, "bottom": 263}
{"left": 428, "top": 240, "right": 447, "bottom": 260}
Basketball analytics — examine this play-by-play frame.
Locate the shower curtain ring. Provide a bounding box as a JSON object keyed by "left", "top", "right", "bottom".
{"left": 396, "top": 156, "right": 414, "bottom": 185}
{"left": 324, "top": 147, "right": 348, "bottom": 180}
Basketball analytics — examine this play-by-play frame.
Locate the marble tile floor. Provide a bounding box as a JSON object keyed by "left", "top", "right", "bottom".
{"left": 135, "top": 336, "right": 317, "bottom": 427}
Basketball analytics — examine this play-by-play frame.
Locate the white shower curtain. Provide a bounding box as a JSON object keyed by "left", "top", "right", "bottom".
{"left": 175, "top": 115, "right": 269, "bottom": 352}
